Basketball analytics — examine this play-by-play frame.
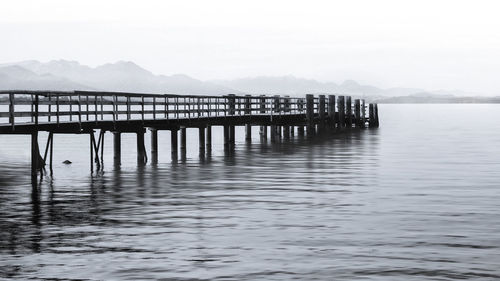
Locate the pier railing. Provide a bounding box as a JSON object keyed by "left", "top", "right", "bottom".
{"left": 0, "top": 91, "right": 315, "bottom": 128}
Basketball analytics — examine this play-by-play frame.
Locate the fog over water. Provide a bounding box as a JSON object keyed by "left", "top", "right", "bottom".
{"left": 1, "top": 104, "right": 499, "bottom": 280}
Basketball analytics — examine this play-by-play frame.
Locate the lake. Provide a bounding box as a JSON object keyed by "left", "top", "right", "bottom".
{"left": 1, "top": 104, "right": 499, "bottom": 280}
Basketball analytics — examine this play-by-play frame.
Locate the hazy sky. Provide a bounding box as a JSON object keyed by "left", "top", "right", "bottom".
{"left": 1, "top": 0, "right": 500, "bottom": 95}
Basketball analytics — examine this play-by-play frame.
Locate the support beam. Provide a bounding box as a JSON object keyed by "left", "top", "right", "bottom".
{"left": 306, "top": 94, "right": 315, "bottom": 136}
{"left": 224, "top": 125, "right": 230, "bottom": 149}
{"left": 113, "top": 132, "right": 121, "bottom": 165}
{"left": 90, "top": 133, "right": 94, "bottom": 172}
{"left": 283, "top": 126, "right": 290, "bottom": 139}
{"left": 328, "top": 95, "right": 336, "bottom": 130}
{"left": 245, "top": 124, "right": 252, "bottom": 141}
{"left": 206, "top": 126, "right": 212, "bottom": 152}
{"left": 171, "top": 128, "right": 178, "bottom": 160}
{"left": 199, "top": 126, "right": 206, "bottom": 155}
{"left": 180, "top": 127, "right": 187, "bottom": 159}
{"left": 270, "top": 125, "right": 277, "bottom": 143}
{"left": 136, "top": 129, "right": 147, "bottom": 165}
{"left": 318, "top": 95, "right": 326, "bottom": 132}
{"left": 354, "top": 99, "right": 361, "bottom": 128}
{"left": 346, "top": 96, "right": 352, "bottom": 128}
{"left": 361, "top": 100, "right": 366, "bottom": 128}
{"left": 229, "top": 125, "right": 235, "bottom": 148}
{"left": 369, "top": 103, "right": 376, "bottom": 128}
{"left": 337, "top": 96, "right": 345, "bottom": 129}
{"left": 150, "top": 128, "right": 158, "bottom": 163}
{"left": 260, "top": 125, "right": 267, "bottom": 140}
{"left": 298, "top": 126, "right": 305, "bottom": 136}
{"left": 374, "top": 104, "right": 380, "bottom": 127}
{"left": 31, "top": 131, "right": 39, "bottom": 184}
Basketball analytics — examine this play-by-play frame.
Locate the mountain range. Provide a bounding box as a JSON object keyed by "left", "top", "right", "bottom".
{"left": 0, "top": 60, "right": 495, "bottom": 103}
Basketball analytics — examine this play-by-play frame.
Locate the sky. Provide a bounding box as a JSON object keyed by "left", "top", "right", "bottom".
{"left": 1, "top": 0, "right": 500, "bottom": 95}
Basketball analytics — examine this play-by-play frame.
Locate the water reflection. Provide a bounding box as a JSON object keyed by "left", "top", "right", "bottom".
{"left": 2, "top": 108, "right": 500, "bottom": 280}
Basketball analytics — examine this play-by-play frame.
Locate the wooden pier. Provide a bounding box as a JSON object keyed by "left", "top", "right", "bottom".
{"left": 0, "top": 90, "right": 379, "bottom": 184}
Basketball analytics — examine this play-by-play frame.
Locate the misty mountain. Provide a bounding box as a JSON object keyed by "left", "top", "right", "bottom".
{"left": 211, "top": 76, "right": 481, "bottom": 99}
{"left": 0, "top": 60, "right": 490, "bottom": 103}
{"left": 0, "top": 65, "right": 94, "bottom": 91}
{"left": 0, "top": 60, "right": 236, "bottom": 95}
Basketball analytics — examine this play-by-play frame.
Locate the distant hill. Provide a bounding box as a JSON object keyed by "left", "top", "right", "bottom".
{"left": 1, "top": 60, "right": 497, "bottom": 103}
{"left": 0, "top": 60, "right": 236, "bottom": 95}
{"left": 210, "top": 76, "right": 481, "bottom": 100}
{"left": 374, "top": 92, "right": 500, "bottom": 103}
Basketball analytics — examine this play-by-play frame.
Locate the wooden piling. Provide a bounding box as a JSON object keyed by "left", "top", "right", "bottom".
{"left": 346, "top": 96, "right": 352, "bottom": 128}
{"left": 318, "top": 95, "right": 326, "bottom": 132}
{"left": 31, "top": 132, "right": 38, "bottom": 183}
{"left": 369, "top": 104, "right": 375, "bottom": 128}
{"left": 229, "top": 125, "right": 235, "bottom": 148}
{"left": 137, "top": 129, "right": 147, "bottom": 165}
{"left": 306, "top": 94, "right": 315, "bottom": 135}
{"left": 328, "top": 95, "right": 336, "bottom": 130}
{"left": 374, "top": 104, "right": 379, "bottom": 127}
{"left": 354, "top": 99, "right": 361, "bottom": 128}
{"left": 171, "top": 128, "right": 178, "bottom": 160}
{"left": 270, "top": 125, "right": 277, "bottom": 143}
{"left": 361, "top": 100, "right": 366, "bottom": 128}
{"left": 298, "top": 126, "right": 305, "bottom": 136}
{"left": 338, "top": 96, "right": 345, "bottom": 129}
{"left": 260, "top": 125, "right": 268, "bottom": 139}
{"left": 259, "top": 95, "right": 267, "bottom": 140}
{"left": 113, "top": 132, "right": 121, "bottom": 165}
{"left": 180, "top": 127, "right": 187, "bottom": 158}
{"left": 206, "top": 126, "right": 212, "bottom": 152}
{"left": 150, "top": 128, "right": 158, "bottom": 163}
{"left": 199, "top": 126, "right": 206, "bottom": 155}
{"left": 224, "top": 125, "right": 230, "bottom": 148}
{"left": 245, "top": 124, "right": 252, "bottom": 141}
{"left": 283, "top": 126, "right": 290, "bottom": 139}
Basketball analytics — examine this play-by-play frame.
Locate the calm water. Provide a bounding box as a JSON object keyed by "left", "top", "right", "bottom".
{"left": 1, "top": 104, "right": 500, "bottom": 280}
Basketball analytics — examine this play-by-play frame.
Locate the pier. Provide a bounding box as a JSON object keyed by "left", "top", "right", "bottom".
{"left": 0, "top": 90, "right": 379, "bottom": 184}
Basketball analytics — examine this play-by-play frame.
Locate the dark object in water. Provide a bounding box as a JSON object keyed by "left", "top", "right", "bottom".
{"left": 62, "top": 160, "right": 72, "bottom": 164}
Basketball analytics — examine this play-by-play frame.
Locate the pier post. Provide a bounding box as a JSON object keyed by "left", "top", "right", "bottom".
{"left": 306, "top": 94, "right": 315, "bottom": 136}
{"left": 318, "top": 95, "right": 326, "bottom": 132}
{"left": 298, "top": 126, "right": 305, "bottom": 136}
{"left": 245, "top": 95, "right": 252, "bottom": 142}
{"left": 259, "top": 95, "right": 267, "bottom": 140}
{"left": 338, "top": 96, "right": 345, "bottom": 129}
{"left": 31, "top": 132, "right": 39, "bottom": 183}
{"left": 228, "top": 94, "right": 236, "bottom": 149}
{"left": 361, "top": 100, "right": 366, "bottom": 128}
{"left": 374, "top": 104, "right": 379, "bottom": 127}
{"left": 346, "top": 96, "right": 352, "bottom": 128}
{"left": 199, "top": 126, "right": 206, "bottom": 155}
{"left": 270, "top": 125, "right": 277, "bottom": 143}
{"left": 354, "top": 99, "right": 361, "bottom": 128}
{"left": 180, "top": 127, "right": 187, "bottom": 159}
{"left": 150, "top": 128, "right": 158, "bottom": 163}
{"left": 369, "top": 104, "right": 375, "bottom": 128}
{"left": 328, "top": 95, "right": 336, "bottom": 130}
{"left": 229, "top": 125, "right": 235, "bottom": 148}
{"left": 171, "top": 128, "right": 178, "bottom": 160}
{"left": 245, "top": 124, "right": 252, "bottom": 141}
{"left": 224, "top": 125, "right": 231, "bottom": 149}
{"left": 113, "top": 132, "right": 121, "bottom": 165}
{"left": 206, "top": 126, "right": 212, "bottom": 153}
{"left": 283, "top": 126, "right": 290, "bottom": 139}
{"left": 137, "top": 129, "right": 147, "bottom": 165}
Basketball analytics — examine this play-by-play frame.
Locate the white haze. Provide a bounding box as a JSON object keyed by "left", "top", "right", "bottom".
{"left": 1, "top": 0, "right": 500, "bottom": 95}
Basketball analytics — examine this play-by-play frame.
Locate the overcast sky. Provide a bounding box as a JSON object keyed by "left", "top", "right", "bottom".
{"left": 1, "top": 0, "right": 499, "bottom": 95}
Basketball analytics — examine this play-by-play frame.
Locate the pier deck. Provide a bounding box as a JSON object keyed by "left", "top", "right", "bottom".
{"left": 0, "top": 90, "right": 379, "bottom": 185}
